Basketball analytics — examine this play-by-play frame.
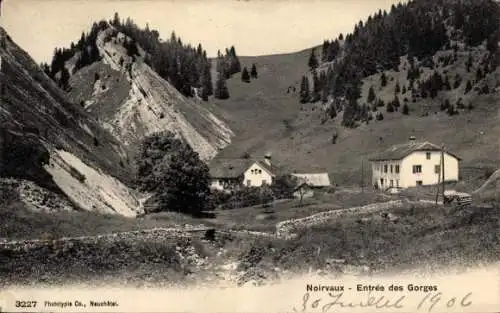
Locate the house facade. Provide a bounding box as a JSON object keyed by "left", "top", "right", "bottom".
{"left": 209, "top": 155, "right": 277, "bottom": 191}
{"left": 291, "top": 173, "right": 331, "bottom": 199}
{"left": 370, "top": 140, "right": 461, "bottom": 189}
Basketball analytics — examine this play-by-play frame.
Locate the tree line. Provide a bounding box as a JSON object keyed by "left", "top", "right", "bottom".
{"left": 40, "top": 13, "right": 244, "bottom": 101}
{"left": 299, "top": 0, "right": 500, "bottom": 128}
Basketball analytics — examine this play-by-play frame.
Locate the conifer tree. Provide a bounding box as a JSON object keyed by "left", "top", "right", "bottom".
{"left": 299, "top": 76, "right": 310, "bottom": 103}
{"left": 386, "top": 101, "right": 394, "bottom": 112}
{"left": 241, "top": 67, "right": 250, "bottom": 83}
{"left": 250, "top": 63, "right": 258, "bottom": 78}
{"left": 308, "top": 48, "right": 319, "bottom": 71}
{"left": 402, "top": 103, "right": 409, "bottom": 115}
{"left": 367, "top": 85, "right": 376, "bottom": 103}
{"left": 214, "top": 72, "right": 229, "bottom": 99}
{"left": 465, "top": 80, "right": 472, "bottom": 93}
{"left": 59, "top": 67, "right": 71, "bottom": 91}
{"left": 380, "top": 72, "right": 388, "bottom": 87}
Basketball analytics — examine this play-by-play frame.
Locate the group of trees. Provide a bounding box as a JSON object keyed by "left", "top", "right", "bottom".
{"left": 111, "top": 14, "right": 215, "bottom": 99}
{"left": 241, "top": 64, "right": 258, "bottom": 83}
{"left": 41, "top": 21, "right": 108, "bottom": 90}
{"left": 41, "top": 13, "right": 243, "bottom": 101}
{"left": 134, "top": 131, "right": 212, "bottom": 216}
{"left": 134, "top": 131, "right": 304, "bottom": 215}
{"left": 213, "top": 47, "right": 242, "bottom": 99}
{"left": 300, "top": 0, "right": 500, "bottom": 128}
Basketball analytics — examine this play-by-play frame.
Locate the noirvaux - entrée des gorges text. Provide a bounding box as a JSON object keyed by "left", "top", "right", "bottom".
{"left": 306, "top": 284, "right": 438, "bottom": 292}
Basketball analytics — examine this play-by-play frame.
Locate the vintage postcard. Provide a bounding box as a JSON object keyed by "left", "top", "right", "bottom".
{"left": 0, "top": 0, "right": 499, "bottom": 312}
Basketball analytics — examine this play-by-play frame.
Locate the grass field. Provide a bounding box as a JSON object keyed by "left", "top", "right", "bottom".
{"left": 209, "top": 45, "right": 500, "bottom": 186}
{"left": 229, "top": 202, "right": 500, "bottom": 278}
{"left": 2, "top": 198, "right": 497, "bottom": 287}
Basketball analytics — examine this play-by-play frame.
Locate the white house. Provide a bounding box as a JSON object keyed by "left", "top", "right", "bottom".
{"left": 369, "top": 140, "right": 461, "bottom": 189}
{"left": 209, "top": 154, "right": 278, "bottom": 191}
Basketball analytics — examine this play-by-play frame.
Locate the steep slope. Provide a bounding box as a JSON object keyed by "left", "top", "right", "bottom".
{"left": 0, "top": 28, "right": 141, "bottom": 216}
{"left": 68, "top": 27, "right": 233, "bottom": 161}
{"left": 207, "top": 0, "right": 500, "bottom": 187}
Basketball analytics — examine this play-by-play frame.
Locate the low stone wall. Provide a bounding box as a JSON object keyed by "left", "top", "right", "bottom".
{"left": 275, "top": 200, "right": 406, "bottom": 239}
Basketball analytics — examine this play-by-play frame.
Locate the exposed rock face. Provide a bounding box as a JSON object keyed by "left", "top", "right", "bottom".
{"left": 77, "top": 28, "right": 234, "bottom": 161}
{"left": 0, "top": 27, "right": 142, "bottom": 216}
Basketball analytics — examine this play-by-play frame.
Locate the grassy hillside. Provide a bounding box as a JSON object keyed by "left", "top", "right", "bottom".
{"left": 209, "top": 1, "right": 500, "bottom": 187}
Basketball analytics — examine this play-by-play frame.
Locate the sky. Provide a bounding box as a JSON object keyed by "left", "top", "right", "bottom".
{"left": 1, "top": 0, "right": 403, "bottom": 64}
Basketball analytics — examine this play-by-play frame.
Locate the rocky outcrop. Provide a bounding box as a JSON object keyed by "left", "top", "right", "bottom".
{"left": 90, "top": 28, "right": 234, "bottom": 161}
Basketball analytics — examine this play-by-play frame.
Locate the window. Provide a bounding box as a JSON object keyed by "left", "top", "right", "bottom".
{"left": 395, "top": 165, "right": 400, "bottom": 173}
{"left": 396, "top": 180, "right": 399, "bottom": 187}
{"left": 390, "top": 165, "right": 393, "bottom": 173}
{"left": 426, "top": 152, "right": 431, "bottom": 160}
{"left": 390, "top": 180, "right": 394, "bottom": 187}
{"left": 258, "top": 169, "right": 262, "bottom": 174}
{"left": 412, "top": 165, "right": 422, "bottom": 173}
{"left": 246, "top": 180, "right": 251, "bottom": 186}
{"left": 380, "top": 178, "right": 384, "bottom": 187}
{"left": 435, "top": 165, "right": 440, "bottom": 174}
{"left": 416, "top": 180, "right": 423, "bottom": 186}
{"left": 384, "top": 165, "right": 388, "bottom": 173}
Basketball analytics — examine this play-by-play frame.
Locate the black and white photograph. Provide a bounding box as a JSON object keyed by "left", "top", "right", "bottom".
{"left": 0, "top": 0, "right": 499, "bottom": 310}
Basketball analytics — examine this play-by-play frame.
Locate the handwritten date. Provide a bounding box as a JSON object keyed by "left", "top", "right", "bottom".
{"left": 293, "top": 292, "right": 472, "bottom": 312}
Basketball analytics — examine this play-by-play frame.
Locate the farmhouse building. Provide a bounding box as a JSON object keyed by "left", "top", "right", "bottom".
{"left": 209, "top": 154, "right": 278, "bottom": 191}
{"left": 369, "top": 140, "right": 461, "bottom": 189}
{"left": 291, "top": 173, "right": 331, "bottom": 199}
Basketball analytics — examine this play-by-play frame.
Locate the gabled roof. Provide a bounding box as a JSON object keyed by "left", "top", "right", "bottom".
{"left": 208, "top": 158, "right": 279, "bottom": 179}
{"left": 369, "top": 141, "right": 462, "bottom": 161}
{"left": 291, "top": 173, "right": 331, "bottom": 187}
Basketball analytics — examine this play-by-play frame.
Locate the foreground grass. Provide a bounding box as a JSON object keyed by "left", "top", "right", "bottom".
{"left": 232, "top": 203, "right": 500, "bottom": 276}
{"left": 210, "top": 190, "right": 396, "bottom": 232}
{"left": 1, "top": 188, "right": 396, "bottom": 239}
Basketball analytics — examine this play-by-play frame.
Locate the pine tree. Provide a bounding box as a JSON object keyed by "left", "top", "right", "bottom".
{"left": 112, "top": 12, "right": 120, "bottom": 26}
{"left": 250, "top": 63, "right": 258, "bottom": 78}
{"left": 386, "top": 101, "right": 394, "bottom": 113}
{"left": 465, "top": 80, "right": 472, "bottom": 93}
{"left": 59, "top": 67, "right": 71, "bottom": 91}
{"left": 308, "top": 48, "right": 319, "bottom": 71}
{"left": 241, "top": 67, "right": 250, "bottom": 83}
{"left": 299, "top": 76, "right": 310, "bottom": 103}
{"left": 380, "top": 72, "right": 388, "bottom": 87}
{"left": 200, "top": 63, "right": 213, "bottom": 99}
{"left": 402, "top": 103, "right": 409, "bottom": 115}
{"left": 393, "top": 95, "right": 400, "bottom": 108}
{"left": 311, "top": 70, "right": 321, "bottom": 102}
{"left": 214, "top": 72, "right": 229, "bottom": 99}
{"left": 367, "top": 85, "right": 376, "bottom": 103}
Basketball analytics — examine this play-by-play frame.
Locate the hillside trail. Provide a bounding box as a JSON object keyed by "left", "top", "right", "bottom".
{"left": 473, "top": 169, "right": 500, "bottom": 194}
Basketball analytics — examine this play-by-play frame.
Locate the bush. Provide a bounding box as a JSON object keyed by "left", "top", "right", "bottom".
{"left": 134, "top": 131, "right": 212, "bottom": 216}
{"left": 215, "top": 186, "right": 274, "bottom": 210}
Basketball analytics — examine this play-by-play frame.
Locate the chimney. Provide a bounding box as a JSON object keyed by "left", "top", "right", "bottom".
{"left": 264, "top": 153, "right": 271, "bottom": 166}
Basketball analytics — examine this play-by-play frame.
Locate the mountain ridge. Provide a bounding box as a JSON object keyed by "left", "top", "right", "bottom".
{"left": 67, "top": 25, "right": 234, "bottom": 161}
{"left": 0, "top": 27, "right": 142, "bottom": 216}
